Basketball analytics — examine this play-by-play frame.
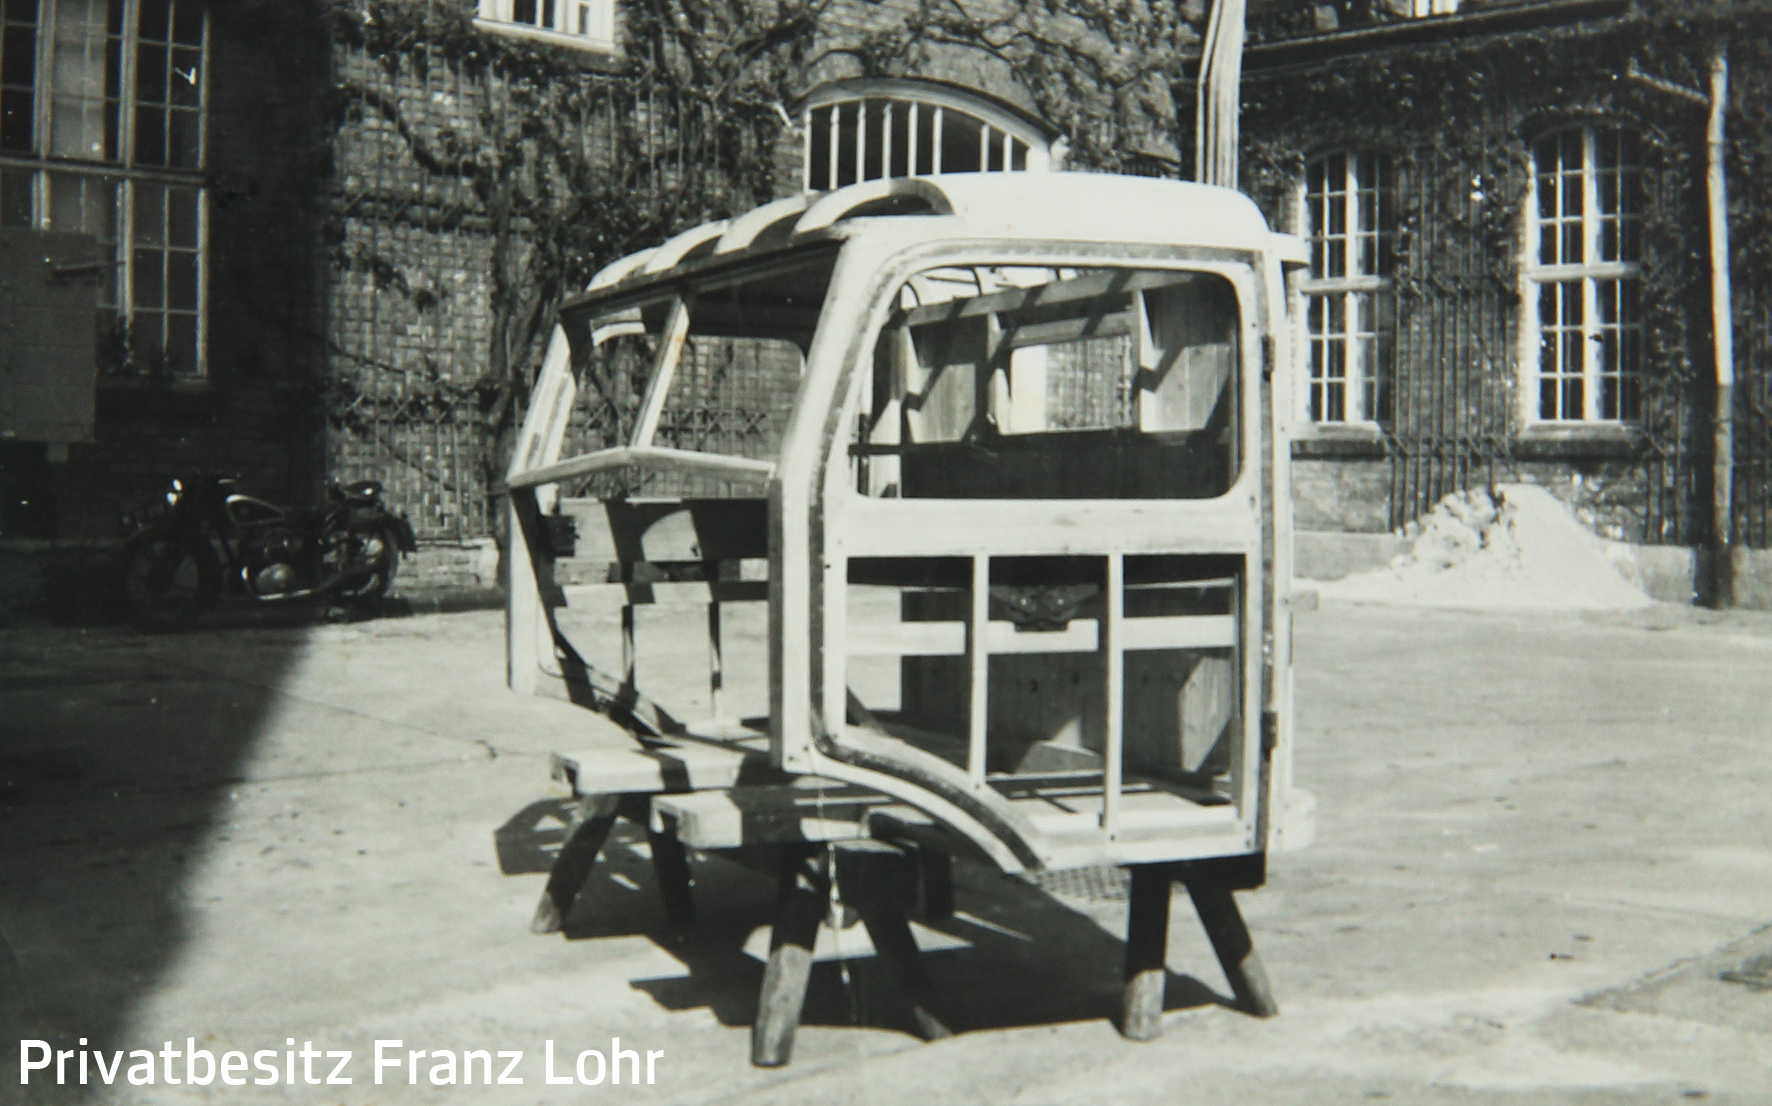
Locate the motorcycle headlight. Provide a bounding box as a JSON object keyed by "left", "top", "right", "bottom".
{"left": 171, "top": 478, "right": 183, "bottom": 493}
{"left": 165, "top": 490, "right": 180, "bottom": 506}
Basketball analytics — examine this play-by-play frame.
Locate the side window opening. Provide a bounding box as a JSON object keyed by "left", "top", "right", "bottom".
{"left": 853, "top": 266, "right": 1241, "bottom": 500}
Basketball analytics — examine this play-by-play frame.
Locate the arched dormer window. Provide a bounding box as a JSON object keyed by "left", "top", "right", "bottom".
{"left": 801, "top": 78, "right": 1063, "bottom": 192}
{"left": 1299, "top": 151, "right": 1394, "bottom": 424}
{"left": 1524, "top": 124, "right": 1644, "bottom": 423}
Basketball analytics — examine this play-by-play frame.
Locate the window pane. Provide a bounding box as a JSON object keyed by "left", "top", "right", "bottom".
{"left": 133, "top": 182, "right": 164, "bottom": 245}
{"left": 138, "top": 40, "right": 166, "bottom": 101}
{"left": 165, "top": 312, "right": 196, "bottom": 372}
{"left": 130, "top": 310, "right": 162, "bottom": 356}
{"left": 0, "top": 88, "right": 29, "bottom": 149}
{"left": 834, "top": 100, "right": 857, "bottom": 185}
{"left": 167, "top": 107, "right": 196, "bottom": 167}
{"left": 0, "top": 166, "right": 30, "bottom": 225}
{"left": 170, "top": 45, "right": 199, "bottom": 106}
{"left": 1, "top": 23, "right": 34, "bottom": 91}
{"left": 170, "top": 0, "right": 201, "bottom": 46}
{"left": 133, "top": 246, "right": 163, "bottom": 307}
{"left": 938, "top": 110, "right": 982, "bottom": 174}
{"left": 166, "top": 184, "right": 196, "bottom": 245}
{"left": 166, "top": 249, "right": 195, "bottom": 310}
{"left": 139, "top": 0, "right": 170, "bottom": 40}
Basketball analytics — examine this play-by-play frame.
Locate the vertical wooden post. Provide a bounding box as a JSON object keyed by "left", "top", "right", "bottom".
{"left": 752, "top": 847, "right": 826, "bottom": 1068}
{"left": 1102, "top": 553, "right": 1124, "bottom": 837}
{"left": 1707, "top": 45, "right": 1735, "bottom": 608}
{"left": 1194, "top": 0, "right": 1248, "bottom": 188}
{"left": 827, "top": 103, "right": 840, "bottom": 190}
{"left": 1121, "top": 863, "right": 1172, "bottom": 1041}
{"left": 621, "top": 602, "right": 637, "bottom": 687}
{"left": 707, "top": 597, "right": 724, "bottom": 718}
{"left": 646, "top": 820, "right": 697, "bottom": 926}
{"left": 967, "top": 554, "right": 990, "bottom": 785}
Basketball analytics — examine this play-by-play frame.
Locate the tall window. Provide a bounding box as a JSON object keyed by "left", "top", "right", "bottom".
{"left": 476, "top": 0, "right": 615, "bottom": 51}
{"left": 1301, "top": 152, "right": 1392, "bottom": 424}
{"left": 1526, "top": 125, "right": 1643, "bottom": 423}
{"left": 0, "top": 0, "right": 206, "bottom": 376}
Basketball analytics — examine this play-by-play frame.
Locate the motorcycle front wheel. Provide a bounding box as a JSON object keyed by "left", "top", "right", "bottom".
{"left": 120, "top": 530, "right": 221, "bottom": 632}
{"left": 330, "top": 525, "right": 399, "bottom": 608}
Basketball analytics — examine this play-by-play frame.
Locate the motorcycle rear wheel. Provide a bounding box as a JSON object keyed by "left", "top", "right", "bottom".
{"left": 331, "top": 524, "right": 399, "bottom": 608}
{"left": 120, "top": 530, "right": 221, "bottom": 632}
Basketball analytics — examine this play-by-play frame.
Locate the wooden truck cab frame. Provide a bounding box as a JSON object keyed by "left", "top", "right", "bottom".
{"left": 507, "top": 174, "right": 1314, "bottom": 876}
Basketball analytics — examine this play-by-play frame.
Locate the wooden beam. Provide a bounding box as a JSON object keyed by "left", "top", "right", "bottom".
{"left": 530, "top": 794, "right": 621, "bottom": 935}
{"left": 1121, "top": 863, "right": 1171, "bottom": 1041}
{"left": 1181, "top": 865, "right": 1277, "bottom": 1017}
{"left": 1706, "top": 45, "right": 1736, "bottom": 608}
{"left": 1103, "top": 554, "right": 1125, "bottom": 838}
{"left": 632, "top": 296, "right": 692, "bottom": 448}
{"left": 752, "top": 847, "right": 827, "bottom": 1068}
{"left": 506, "top": 445, "right": 775, "bottom": 491}
{"left": 894, "top": 268, "right": 1207, "bottom": 331}
{"left": 967, "top": 555, "right": 989, "bottom": 786}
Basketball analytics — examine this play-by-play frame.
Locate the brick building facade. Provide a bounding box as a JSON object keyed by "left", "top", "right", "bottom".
{"left": 5, "top": 0, "right": 1771, "bottom": 606}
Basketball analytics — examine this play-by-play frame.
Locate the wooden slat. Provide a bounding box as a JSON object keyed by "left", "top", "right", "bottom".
{"left": 1119, "top": 614, "right": 1237, "bottom": 651}
{"left": 507, "top": 445, "right": 774, "bottom": 491}
{"left": 560, "top": 579, "right": 769, "bottom": 609}
{"left": 895, "top": 268, "right": 1212, "bottom": 330}
{"left": 632, "top": 296, "right": 691, "bottom": 447}
{"left": 841, "top": 497, "right": 1259, "bottom": 557}
{"left": 651, "top": 785, "right": 888, "bottom": 849}
{"left": 846, "top": 615, "right": 1228, "bottom": 657}
{"left": 549, "top": 742, "right": 763, "bottom": 796}
{"left": 847, "top": 620, "right": 966, "bottom": 657}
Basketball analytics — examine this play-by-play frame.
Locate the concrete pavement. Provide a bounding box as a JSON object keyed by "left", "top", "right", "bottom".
{"left": 3, "top": 600, "right": 1771, "bottom": 1103}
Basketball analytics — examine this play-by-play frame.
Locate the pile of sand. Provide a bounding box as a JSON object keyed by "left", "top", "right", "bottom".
{"left": 1313, "top": 483, "right": 1652, "bottom": 611}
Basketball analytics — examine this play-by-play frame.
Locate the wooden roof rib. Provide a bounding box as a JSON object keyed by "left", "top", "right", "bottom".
{"left": 564, "top": 173, "right": 1280, "bottom": 322}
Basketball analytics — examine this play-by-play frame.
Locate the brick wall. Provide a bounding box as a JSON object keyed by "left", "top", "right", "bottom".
{"left": 35, "top": 3, "right": 333, "bottom": 541}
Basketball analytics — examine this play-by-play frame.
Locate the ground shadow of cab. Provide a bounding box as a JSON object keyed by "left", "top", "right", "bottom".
{"left": 496, "top": 803, "right": 1235, "bottom": 1043}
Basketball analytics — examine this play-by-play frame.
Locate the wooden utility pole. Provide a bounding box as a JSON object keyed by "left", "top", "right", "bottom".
{"left": 1707, "top": 45, "right": 1734, "bottom": 608}
{"left": 1195, "top": 0, "right": 1248, "bottom": 188}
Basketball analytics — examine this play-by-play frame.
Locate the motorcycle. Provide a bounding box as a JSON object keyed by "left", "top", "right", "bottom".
{"left": 118, "top": 473, "right": 418, "bottom": 631}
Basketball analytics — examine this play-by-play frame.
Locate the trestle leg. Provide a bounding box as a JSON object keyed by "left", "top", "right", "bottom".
{"left": 530, "top": 794, "right": 621, "bottom": 935}
{"left": 838, "top": 842, "right": 952, "bottom": 1042}
{"left": 1181, "top": 873, "right": 1278, "bottom": 1018}
{"left": 751, "top": 846, "right": 826, "bottom": 1068}
{"left": 1120, "top": 863, "right": 1173, "bottom": 1041}
{"left": 646, "top": 821, "right": 697, "bottom": 926}
{"left": 915, "top": 844, "right": 954, "bottom": 920}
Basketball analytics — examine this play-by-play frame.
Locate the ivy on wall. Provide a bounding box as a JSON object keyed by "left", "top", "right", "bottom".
{"left": 1233, "top": 0, "right": 1772, "bottom": 541}
{"left": 315, "top": 0, "right": 1208, "bottom": 536}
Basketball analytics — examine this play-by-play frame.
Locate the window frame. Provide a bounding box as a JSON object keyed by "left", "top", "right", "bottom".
{"left": 1519, "top": 123, "right": 1645, "bottom": 428}
{"left": 1295, "top": 150, "right": 1393, "bottom": 429}
{"left": 0, "top": 0, "right": 209, "bottom": 379}
{"left": 474, "top": 0, "right": 616, "bottom": 53}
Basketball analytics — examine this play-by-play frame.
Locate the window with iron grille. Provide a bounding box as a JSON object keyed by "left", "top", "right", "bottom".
{"left": 1525, "top": 125, "right": 1643, "bottom": 424}
{"left": 1300, "top": 151, "right": 1392, "bottom": 424}
{"left": 0, "top": 0, "right": 206, "bottom": 376}
{"left": 475, "top": 0, "right": 615, "bottom": 51}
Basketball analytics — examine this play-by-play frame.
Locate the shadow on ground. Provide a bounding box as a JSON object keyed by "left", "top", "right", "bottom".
{"left": 498, "top": 813, "right": 1234, "bottom": 1048}
{"left": 0, "top": 618, "right": 310, "bottom": 1101}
